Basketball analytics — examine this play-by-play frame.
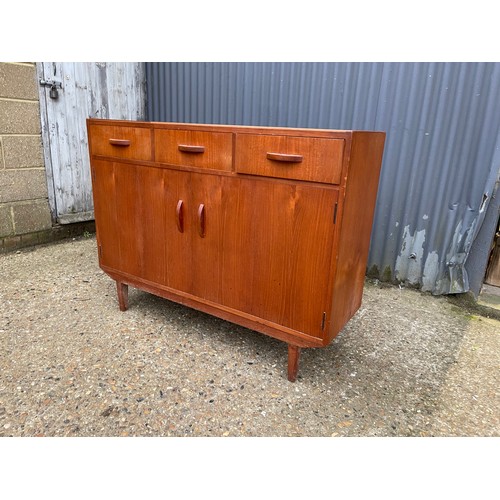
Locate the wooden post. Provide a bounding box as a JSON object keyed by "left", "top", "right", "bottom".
{"left": 287, "top": 344, "right": 301, "bottom": 382}
{"left": 116, "top": 281, "right": 129, "bottom": 311}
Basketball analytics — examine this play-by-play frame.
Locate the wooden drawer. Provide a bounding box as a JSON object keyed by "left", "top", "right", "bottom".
{"left": 89, "top": 124, "right": 152, "bottom": 161}
{"left": 235, "top": 133, "right": 344, "bottom": 184}
{"left": 154, "top": 129, "right": 233, "bottom": 171}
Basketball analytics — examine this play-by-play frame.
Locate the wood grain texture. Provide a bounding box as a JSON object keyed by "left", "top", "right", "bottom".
{"left": 90, "top": 124, "right": 152, "bottom": 161}
{"left": 116, "top": 281, "right": 129, "bottom": 311}
{"left": 235, "top": 133, "right": 344, "bottom": 184}
{"left": 102, "top": 266, "right": 324, "bottom": 348}
{"left": 187, "top": 173, "right": 222, "bottom": 303}
{"left": 287, "top": 345, "right": 301, "bottom": 382}
{"left": 91, "top": 159, "right": 120, "bottom": 270}
{"left": 220, "top": 176, "right": 338, "bottom": 338}
{"left": 88, "top": 119, "right": 386, "bottom": 380}
{"left": 328, "top": 131, "right": 386, "bottom": 343}
{"left": 135, "top": 168, "right": 222, "bottom": 303}
{"left": 163, "top": 169, "right": 192, "bottom": 294}
{"left": 146, "top": 120, "right": 352, "bottom": 138}
{"left": 155, "top": 129, "right": 233, "bottom": 171}
{"left": 135, "top": 164, "right": 168, "bottom": 285}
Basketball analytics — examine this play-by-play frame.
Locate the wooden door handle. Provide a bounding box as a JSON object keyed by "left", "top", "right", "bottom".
{"left": 198, "top": 204, "right": 205, "bottom": 238}
{"left": 176, "top": 200, "right": 184, "bottom": 233}
{"left": 266, "top": 152, "right": 303, "bottom": 163}
{"left": 109, "top": 139, "right": 131, "bottom": 147}
{"left": 178, "top": 144, "right": 205, "bottom": 153}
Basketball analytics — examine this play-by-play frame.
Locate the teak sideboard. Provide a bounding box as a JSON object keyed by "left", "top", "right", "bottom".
{"left": 87, "top": 119, "right": 385, "bottom": 381}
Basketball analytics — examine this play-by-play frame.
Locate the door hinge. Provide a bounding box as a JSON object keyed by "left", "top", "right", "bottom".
{"left": 321, "top": 312, "right": 326, "bottom": 331}
{"left": 333, "top": 202, "right": 338, "bottom": 224}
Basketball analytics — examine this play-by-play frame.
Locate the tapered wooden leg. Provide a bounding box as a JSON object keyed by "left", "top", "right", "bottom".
{"left": 116, "top": 281, "right": 129, "bottom": 311}
{"left": 287, "top": 344, "right": 301, "bottom": 382}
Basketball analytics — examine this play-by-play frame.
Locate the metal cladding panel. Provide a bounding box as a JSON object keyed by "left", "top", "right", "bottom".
{"left": 145, "top": 62, "right": 500, "bottom": 294}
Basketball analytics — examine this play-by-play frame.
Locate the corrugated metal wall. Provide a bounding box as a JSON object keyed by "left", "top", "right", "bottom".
{"left": 145, "top": 62, "right": 500, "bottom": 295}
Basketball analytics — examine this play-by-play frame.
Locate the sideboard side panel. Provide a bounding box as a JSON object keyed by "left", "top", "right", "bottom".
{"left": 328, "top": 131, "right": 386, "bottom": 342}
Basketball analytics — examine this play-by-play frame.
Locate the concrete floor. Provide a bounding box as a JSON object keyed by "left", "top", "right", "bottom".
{"left": 0, "top": 236, "right": 499, "bottom": 437}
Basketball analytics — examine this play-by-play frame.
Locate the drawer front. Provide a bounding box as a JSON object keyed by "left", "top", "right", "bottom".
{"left": 89, "top": 124, "right": 152, "bottom": 161}
{"left": 155, "top": 129, "right": 233, "bottom": 171}
{"left": 235, "top": 134, "right": 344, "bottom": 184}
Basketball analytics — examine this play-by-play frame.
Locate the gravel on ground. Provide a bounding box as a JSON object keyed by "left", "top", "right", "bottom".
{"left": 1, "top": 236, "right": 498, "bottom": 437}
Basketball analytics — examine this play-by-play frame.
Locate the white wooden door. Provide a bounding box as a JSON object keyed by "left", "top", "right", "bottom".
{"left": 37, "top": 62, "right": 146, "bottom": 223}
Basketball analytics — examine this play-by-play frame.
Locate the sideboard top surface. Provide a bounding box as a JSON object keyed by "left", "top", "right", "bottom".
{"left": 87, "top": 118, "right": 385, "bottom": 139}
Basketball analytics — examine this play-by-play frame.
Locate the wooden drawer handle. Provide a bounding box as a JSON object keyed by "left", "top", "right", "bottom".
{"left": 198, "top": 203, "right": 205, "bottom": 238}
{"left": 178, "top": 144, "right": 205, "bottom": 153}
{"left": 266, "top": 152, "right": 303, "bottom": 163}
{"left": 176, "top": 200, "right": 184, "bottom": 233}
{"left": 109, "top": 139, "right": 131, "bottom": 147}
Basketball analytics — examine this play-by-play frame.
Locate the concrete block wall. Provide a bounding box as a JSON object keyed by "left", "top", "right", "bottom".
{"left": 0, "top": 62, "right": 53, "bottom": 250}
{"left": 0, "top": 62, "right": 95, "bottom": 253}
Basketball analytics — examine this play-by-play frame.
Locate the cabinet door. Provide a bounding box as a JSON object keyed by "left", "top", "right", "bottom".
{"left": 163, "top": 168, "right": 192, "bottom": 294}
{"left": 92, "top": 160, "right": 167, "bottom": 282}
{"left": 134, "top": 165, "right": 167, "bottom": 284}
{"left": 163, "top": 169, "right": 222, "bottom": 302}
{"left": 187, "top": 172, "right": 222, "bottom": 303}
{"left": 92, "top": 162, "right": 223, "bottom": 301}
{"left": 221, "top": 177, "right": 338, "bottom": 339}
{"left": 112, "top": 161, "right": 143, "bottom": 278}
{"left": 91, "top": 159, "right": 121, "bottom": 271}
